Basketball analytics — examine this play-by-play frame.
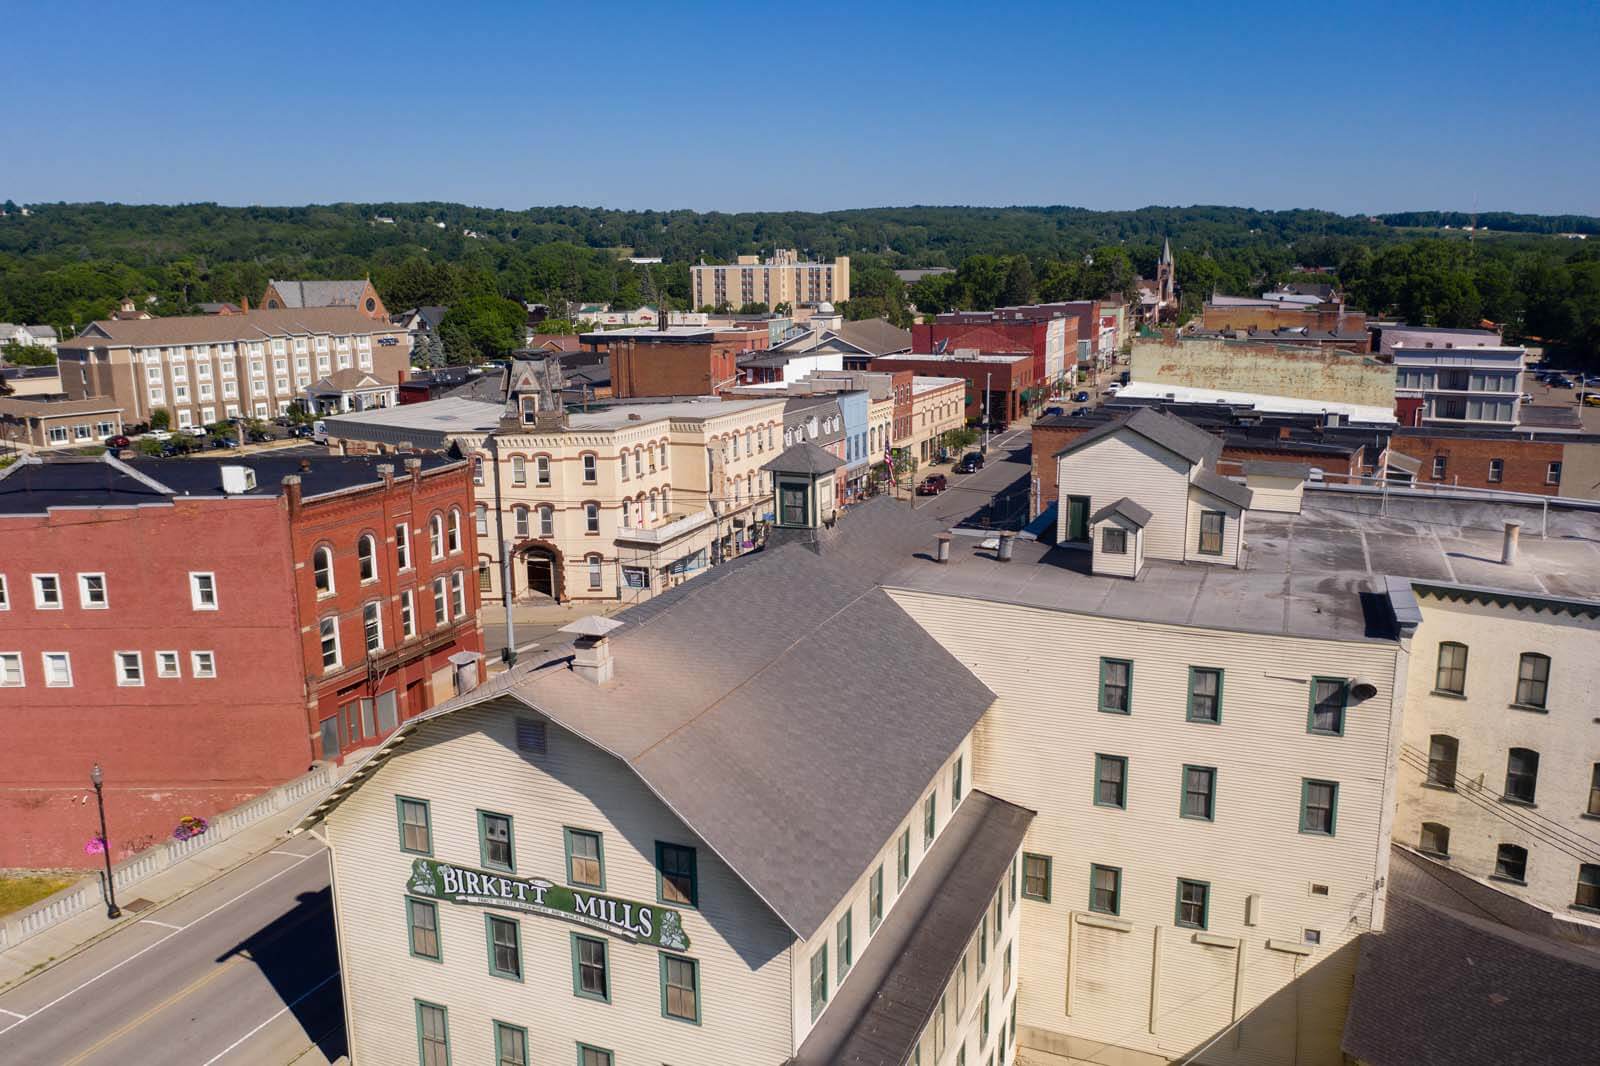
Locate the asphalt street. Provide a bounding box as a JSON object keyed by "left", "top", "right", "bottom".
{"left": 0, "top": 836, "right": 341, "bottom": 1066}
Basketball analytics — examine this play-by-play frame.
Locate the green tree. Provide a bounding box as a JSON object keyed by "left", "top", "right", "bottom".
{"left": 148, "top": 407, "right": 171, "bottom": 431}
{"left": 439, "top": 293, "right": 526, "bottom": 362}
{"left": 0, "top": 340, "right": 55, "bottom": 366}
{"left": 999, "top": 256, "right": 1036, "bottom": 306}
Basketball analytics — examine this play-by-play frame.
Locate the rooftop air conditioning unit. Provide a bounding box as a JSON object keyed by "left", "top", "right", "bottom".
{"left": 220, "top": 465, "right": 257, "bottom": 494}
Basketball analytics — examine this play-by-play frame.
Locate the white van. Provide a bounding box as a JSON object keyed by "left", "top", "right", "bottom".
{"left": 312, "top": 420, "right": 328, "bottom": 444}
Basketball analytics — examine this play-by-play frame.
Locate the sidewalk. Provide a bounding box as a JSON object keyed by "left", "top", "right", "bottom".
{"left": 0, "top": 772, "right": 343, "bottom": 993}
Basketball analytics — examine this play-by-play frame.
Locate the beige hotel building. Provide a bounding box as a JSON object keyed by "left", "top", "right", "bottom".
{"left": 57, "top": 308, "right": 411, "bottom": 428}
{"left": 300, "top": 408, "right": 1600, "bottom": 1066}
{"left": 691, "top": 249, "right": 850, "bottom": 311}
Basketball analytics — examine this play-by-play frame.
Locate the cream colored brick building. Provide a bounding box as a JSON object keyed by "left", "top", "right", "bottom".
{"left": 910, "top": 375, "right": 966, "bottom": 461}
{"left": 691, "top": 249, "right": 850, "bottom": 311}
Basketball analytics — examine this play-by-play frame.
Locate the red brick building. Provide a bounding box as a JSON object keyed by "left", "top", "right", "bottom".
{"left": 582, "top": 326, "right": 769, "bottom": 398}
{"left": 0, "top": 454, "right": 481, "bottom": 868}
{"left": 911, "top": 318, "right": 1077, "bottom": 391}
{"left": 1390, "top": 429, "right": 1567, "bottom": 495}
{"left": 871, "top": 352, "right": 1038, "bottom": 424}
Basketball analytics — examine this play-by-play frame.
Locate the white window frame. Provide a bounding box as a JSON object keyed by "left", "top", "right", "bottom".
{"left": 155, "top": 650, "right": 181, "bottom": 678}
{"left": 33, "top": 573, "right": 62, "bottom": 609}
{"left": 189, "top": 571, "right": 218, "bottom": 610}
{"left": 0, "top": 652, "right": 22, "bottom": 687}
{"left": 449, "top": 571, "right": 465, "bottom": 619}
{"left": 43, "top": 651, "right": 72, "bottom": 688}
{"left": 447, "top": 509, "right": 462, "bottom": 554}
{"left": 363, "top": 601, "right": 384, "bottom": 653}
{"left": 400, "top": 589, "right": 417, "bottom": 640}
{"left": 429, "top": 515, "right": 445, "bottom": 560}
{"left": 358, "top": 534, "right": 378, "bottom": 584}
{"left": 191, "top": 651, "right": 216, "bottom": 678}
{"left": 395, "top": 523, "right": 412, "bottom": 571}
{"left": 539, "top": 506, "right": 554, "bottom": 538}
{"left": 115, "top": 651, "right": 144, "bottom": 687}
{"left": 0, "top": 574, "right": 8, "bottom": 610}
{"left": 318, "top": 618, "right": 341, "bottom": 670}
{"left": 432, "top": 578, "right": 448, "bottom": 626}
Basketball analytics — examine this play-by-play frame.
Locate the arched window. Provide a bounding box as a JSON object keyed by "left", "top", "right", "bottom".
{"left": 511, "top": 455, "right": 527, "bottom": 486}
{"left": 1515, "top": 653, "right": 1550, "bottom": 709}
{"left": 633, "top": 448, "right": 642, "bottom": 478}
{"left": 731, "top": 434, "right": 739, "bottom": 459}
{"left": 1504, "top": 748, "right": 1539, "bottom": 803}
{"left": 619, "top": 452, "right": 630, "bottom": 481}
{"left": 447, "top": 509, "right": 462, "bottom": 553}
{"left": 474, "top": 504, "right": 488, "bottom": 537}
{"left": 648, "top": 491, "right": 658, "bottom": 520}
{"left": 536, "top": 455, "right": 551, "bottom": 486}
{"left": 1577, "top": 865, "right": 1600, "bottom": 912}
{"left": 1426, "top": 735, "right": 1458, "bottom": 789}
{"left": 581, "top": 454, "right": 597, "bottom": 484}
{"left": 1418, "top": 822, "right": 1450, "bottom": 857}
{"left": 1494, "top": 843, "right": 1528, "bottom": 883}
{"left": 662, "top": 486, "right": 671, "bottom": 513}
{"left": 1434, "top": 642, "right": 1468, "bottom": 695}
{"left": 586, "top": 554, "right": 603, "bottom": 591}
{"left": 357, "top": 534, "right": 377, "bottom": 583}
{"left": 313, "top": 545, "right": 335, "bottom": 595}
{"left": 659, "top": 442, "right": 668, "bottom": 468}
{"left": 539, "top": 506, "right": 554, "bottom": 538}
{"left": 429, "top": 514, "right": 444, "bottom": 559}
{"left": 621, "top": 500, "right": 632, "bottom": 528}
{"left": 744, "top": 430, "right": 752, "bottom": 455}
{"left": 746, "top": 473, "right": 753, "bottom": 498}
{"left": 514, "top": 506, "right": 530, "bottom": 539}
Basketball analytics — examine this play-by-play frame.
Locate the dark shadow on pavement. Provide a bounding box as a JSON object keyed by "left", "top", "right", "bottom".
{"left": 215, "top": 887, "right": 346, "bottom": 1062}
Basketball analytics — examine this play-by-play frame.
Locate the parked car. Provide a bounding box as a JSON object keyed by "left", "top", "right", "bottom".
{"left": 1070, "top": 407, "right": 1091, "bottom": 417}
{"left": 1105, "top": 382, "right": 1122, "bottom": 394}
{"left": 1073, "top": 391, "right": 1090, "bottom": 403}
{"left": 104, "top": 434, "right": 132, "bottom": 449}
{"left": 184, "top": 426, "right": 208, "bottom": 437}
{"left": 1520, "top": 393, "right": 1534, "bottom": 402}
{"left": 140, "top": 430, "right": 173, "bottom": 442}
{"left": 209, "top": 435, "right": 238, "bottom": 449}
{"left": 1551, "top": 377, "right": 1575, "bottom": 389}
{"left": 954, "top": 453, "right": 984, "bottom": 474}
{"left": 1043, "top": 406, "right": 1065, "bottom": 417}
{"left": 1584, "top": 394, "right": 1600, "bottom": 407}
{"left": 289, "top": 424, "right": 315, "bottom": 439}
{"left": 916, "top": 474, "right": 948, "bottom": 496}
{"left": 248, "top": 428, "right": 273, "bottom": 443}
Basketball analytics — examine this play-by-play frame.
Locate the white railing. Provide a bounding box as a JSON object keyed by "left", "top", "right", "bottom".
{"left": 1305, "top": 475, "right": 1600, "bottom": 539}
{"left": 0, "top": 764, "right": 333, "bottom": 953}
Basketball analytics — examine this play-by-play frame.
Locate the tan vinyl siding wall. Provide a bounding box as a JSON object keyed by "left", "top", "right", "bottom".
{"left": 1056, "top": 432, "right": 1190, "bottom": 558}
{"left": 325, "top": 698, "right": 794, "bottom": 1066}
{"left": 1183, "top": 491, "right": 1245, "bottom": 566}
{"left": 913, "top": 854, "right": 1023, "bottom": 1066}
{"left": 789, "top": 737, "right": 973, "bottom": 1048}
{"left": 1090, "top": 517, "right": 1140, "bottom": 579}
{"left": 1396, "top": 594, "right": 1600, "bottom": 921}
{"left": 887, "top": 589, "right": 1404, "bottom": 1066}
{"left": 1244, "top": 475, "right": 1305, "bottom": 515}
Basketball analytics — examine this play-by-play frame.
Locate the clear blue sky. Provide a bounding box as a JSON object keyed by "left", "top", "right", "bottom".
{"left": 7, "top": 0, "right": 1598, "bottom": 216}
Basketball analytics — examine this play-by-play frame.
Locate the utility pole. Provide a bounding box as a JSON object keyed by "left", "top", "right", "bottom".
{"left": 982, "top": 371, "right": 992, "bottom": 453}
{"left": 490, "top": 431, "right": 516, "bottom": 665}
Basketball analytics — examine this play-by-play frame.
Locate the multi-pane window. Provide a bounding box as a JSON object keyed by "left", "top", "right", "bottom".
{"left": 429, "top": 515, "right": 445, "bottom": 559}
{"left": 33, "top": 573, "right": 61, "bottom": 608}
{"left": 363, "top": 602, "right": 382, "bottom": 653}
{"left": 318, "top": 617, "right": 340, "bottom": 669}
{"left": 897, "top": 829, "right": 911, "bottom": 889}
{"left": 566, "top": 829, "right": 603, "bottom": 888}
{"left": 1300, "top": 779, "right": 1338, "bottom": 835}
{"left": 486, "top": 915, "right": 521, "bottom": 979}
{"left": 869, "top": 865, "right": 884, "bottom": 932}
{"left": 539, "top": 506, "right": 554, "bottom": 538}
{"left": 809, "top": 944, "right": 828, "bottom": 1020}
{"left": 514, "top": 506, "right": 530, "bottom": 539}
{"left": 836, "top": 910, "right": 853, "bottom": 978}
{"left": 494, "top": 1022, "right": 527, "bottom": 1066}
{"left": 923, "top": 793, "right": 936, "bottom": 850}
{"left": 585, "top": 503, "right": 599, "bottom": 533}
{"left": 43, "top": 652, "right": 72, "bottom": 687}
{"left": 1187, "top": 667, "right": 1221, "bottom": 722}
{"left": 1089, "top": 863, "right": 1120, "bottom": 914}
{"left": 587, "top": 555, "right": 602, "bottom": 591}
{"left": 1094, "top": 753, "right": 1127, "bottom": 808}
{"left": 1515, "top": 653, "right": 1550, "bottom": 709}
{"left": 1495, "top": 843, "right": 1528, "bottom": 883}
{"left": 116, "top": 651, "right": 143, "bottom": 686}
{"left": 358, "top": 534, "right": 378, "bottom": 582}
{"left": 582, "top": 454, "right": 597, "bottom": 483}
{"left": 577, "top": 1046, "right": 611, "bottom": 1066}
{"left": 1102, "top": 527, "right": 1127, "bottom": 554}
{"left": 78, "top": 573, "right": 108, "bottom": 608}
{"left": 1022, "top": 854, "right": 1051, "bottom": 901}
{"left": 661, "top": 954, "right": 700, "bottom": 1023}
{"left": 0, "top": 574, "right": 8, "bottom": 610}
{"left": 1504, "top": 748, "right": 1539, "bottom": 803}
{"left": 395, "top": 523, "right": 411, "bottom": 570}
{"left": 1182, "top": 766, "right": 1216, "bottom": 821}
{"left": 432, "top": 578, "right": 448, "bottom": 626}
{"left": 1308, "top": 677, "right": 1348, "bottom": 735}
{"left": 1099, "top": 658, "right": 1131, "bottom": 713}
{"left": 1427, "top": 735, "right": 1459, "bottom": 788}
{"left": 511, "top": 455, "right": 527, "bottom": 486}
{"left": 191, "top": 650, "right": 216, "bottom": 677}
{"left": 657, "top": 842, "right": 697, "bottom": 906}
{"left": 400, "top": 590, "right": 416, "bottom": 639}
{"left": 480, "top": 812, "right": 514, "bottom": 870}
{"left": 1435, "top": 642, "right": 1468, "bottom": 695}
{"left": 1176, "top": 878, "right": 1209, "bottom": 929}
{"left": 416, "top": 1001, "right": 449, "bottom": 1066}
{"left": 1575, "top": 865, "right": 1600, "bottom": 912}
{"left": 397, "top": 797, "right": 431, "bottom": 854}
{"left": 447, "top": 510, "right": 462, "bottom": 553}
{"left": 1198, "top": 511, "right": 1225, "bottom": 555}
{"left": 536, "top": 456, "right": 551, "bottom": 485}
{"left": 0, "top": 653, "right": 23, "bottom": 687}
{"left": 190, "top": 571, "right": 217, "bottom": 609}
{"left": 450, "top": 571, "right": 465, "bottom": 618}
{"left": 313, "top": 547, "right": 334, "bottom": 595}
{"left": 407, "top": 897, "right": 440, "bottom": 960}
{"left": 1419, "top": 821, "right": 1450, "bottom": 856}
{"left": 1487, "top": 458, "right": 1504, "bottom": 483}
{"left": 573, "top": 934, "right": 609, "bottom": 1000}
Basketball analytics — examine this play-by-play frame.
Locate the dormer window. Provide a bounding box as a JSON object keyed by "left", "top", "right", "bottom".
{"left": 520, "top": 395, "right": 538, "bottom": 425}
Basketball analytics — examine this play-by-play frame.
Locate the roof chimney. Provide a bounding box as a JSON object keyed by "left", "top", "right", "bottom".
{"left": 1501, "top": 521, "right": 1522, "bottom": 565}
{"left": 281, "top": 473, "right": 302, "bottom": 516}
{"left": 935, "top": 531, "right": 952, "bottom": 563}
{"left": 997, "top": 530, "right": 1016, "bottom": 562}
{"left": 562, "top": 616, "right": 625, "bottom": 685}
{"left": 298, "top": 457, "right": 311, "bottom": 471}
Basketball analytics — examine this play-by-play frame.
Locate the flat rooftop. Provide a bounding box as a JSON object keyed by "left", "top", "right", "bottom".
{"left": 877, "top": 352, "right": 1030, "bottom": 364}
{"left": 1117, "top": 381, "right": 1397, "bottom": 425}
{"left": 565, "top": 396, "right": 782, "bottom": 430}
{"left": 321, "top": 397, "right": 501, "bottom": 434}
{"left": 886, "top": 487, "right": 1600, "bottom": 642}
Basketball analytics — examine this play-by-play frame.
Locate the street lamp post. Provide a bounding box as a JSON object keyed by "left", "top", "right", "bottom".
{"left": 89, "top": 764, "right": 121, "bottom": 919}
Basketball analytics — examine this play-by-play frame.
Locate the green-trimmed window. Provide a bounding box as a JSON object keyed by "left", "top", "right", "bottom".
{"left": 978, "top": 916, "right": 988, "bottom": 972}
{"left": 869, "top": 865, "right": 885, "bottom": 932}
{"left": 1181, "top": 765, "right": 1216, "bottom": 821}
{"left": 479, "top": 811, "right": 513, "bottom": 871}
{"left": 1176, "top": 878, "right": 1209, "bottom": 929}
{"left": 1187, "top": 667, "right": 1222, "bottom": 723}
{"left": 1434, "top": 642, "right": 1468, "bottom": 695}
{"left": 485, "top": 914, "right": 521, "bottom": 980}
{"left": 572, "top": 933, "right": 610, "bottom": 1001}
{"left": 1008, "top": 855, "right": 1018, "bottom": 909}
{"left": 923, "top": 793, "right": 937, "bottom": 850}
{"left": 809, "top": 943, "right": 828, "bottom": 1020}
{"left": 1099, "top": 658, "right": 1132, "bottom": 714}
{"left": 1094, "top": 753, "right": 1127, "bottom": 809}
{"left": 1089, "top": 863, "right": 1120, "bottom": 915}
{"left": 897, "top": 828, "right": 911, "bottom": 889}
{"left": 493, "top": 1021, "right": 527, "bottom": 1066}
{"left": 1575, "top": 865, "right": 1600, "bottom": 912}
{"left": 565, "top": 828, "right": 604, "bottom": 889}
{"left": 993, "top": 888, "right": 1004, "bottom": 938}
{"left": 577, "top": 1044, "right": 613, "bottom": 1066}
{"left": 836, "top": 909, "right": 853, "bottom": 977}
{"left": 416, "top": 1000, "right": 449, "bottom": 1066}
{"left": 397, "top": 796, "right": 431, "bottom": 855}
{"left": 657, "top": 842, "right": 697, "bottom": 907}
{"left": 1300, "top": 779, "right": 1339, "bottom": 835}
{"left": 1308, "top": 677, "right": 1348, "bottom": 735}
{"left": 660, "top": 953, "right": 701, "bottom": 1024}
{"left": 1022, "top": 853, "right": 1051, "bottom": 901}
{"left": 952, "top": 754, "right": 964, "bottom": 807}
{"left": 407, "top": 897, "right": 440, "bottom": 961}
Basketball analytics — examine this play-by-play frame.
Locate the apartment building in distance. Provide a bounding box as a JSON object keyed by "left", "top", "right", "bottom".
{"left": 56, "top": 308, "right": 412, "bottom": 428}
{"left": 1392, "top": 344, "right": 1526, "bottom": 428}
{"left": 690, "top": 248, "right": 850, "bottom": 310}
{"left": 0, "top": 453, "right": 480, "bottom": 869}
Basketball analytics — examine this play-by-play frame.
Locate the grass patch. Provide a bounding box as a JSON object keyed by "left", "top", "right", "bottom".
{"left": 0, "top": 875, "right": 77, "bottom": 918}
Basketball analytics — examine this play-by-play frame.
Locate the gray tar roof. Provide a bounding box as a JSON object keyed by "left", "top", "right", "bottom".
{"left": 1090, "top": 496, "right": 1153, "bottom": 527}
{"left": 762, "top": 440, "right": 846, "bottom": 476}
{"left": 320, "top": 398, "right": 501, "bottom": 449}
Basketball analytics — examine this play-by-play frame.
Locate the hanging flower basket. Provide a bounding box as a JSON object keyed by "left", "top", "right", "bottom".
{"left": 84, "top": 835, "right": 107, "bottom": 855}
{"left": 173, "top": 816, "right": 210, "bottom": 841}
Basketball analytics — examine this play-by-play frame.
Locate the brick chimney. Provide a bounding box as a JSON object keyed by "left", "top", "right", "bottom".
{"left": 282, "top": 474, "right": 302, "bottom": 517}
{"left": 378, "top": 462, "right": 395, "bottom": 489}
{"left": 405, "top": 457, "right": 422, "bottom": 484}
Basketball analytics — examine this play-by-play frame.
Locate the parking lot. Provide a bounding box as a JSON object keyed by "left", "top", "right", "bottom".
{"left": 1525, "top": 370, "right": 1600, "bottom": 431}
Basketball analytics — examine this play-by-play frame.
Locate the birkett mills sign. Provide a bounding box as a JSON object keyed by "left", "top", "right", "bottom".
{"left": 408, "top": 858, "right": 690, "bottom": 950}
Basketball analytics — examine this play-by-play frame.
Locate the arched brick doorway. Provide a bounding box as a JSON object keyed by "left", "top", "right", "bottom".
{"left": 515, "top": 540, "right": 566, "bottom": 603}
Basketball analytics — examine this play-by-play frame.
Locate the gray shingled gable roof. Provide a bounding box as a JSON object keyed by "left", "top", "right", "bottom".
{"left": 1091, "top": 496, "right": 1153, "bottom": 527}
{"left": 762, "top": 440, "right": 845, "bottom": 475}
{"left": 1054, "top": 407, "right": 1223, "bottom": 467}
{"left": 1191, "top": 466, "right": 1254, "bottom": 509}
{"left": 268, "top": 279, "right": 369, "bottom": 308}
